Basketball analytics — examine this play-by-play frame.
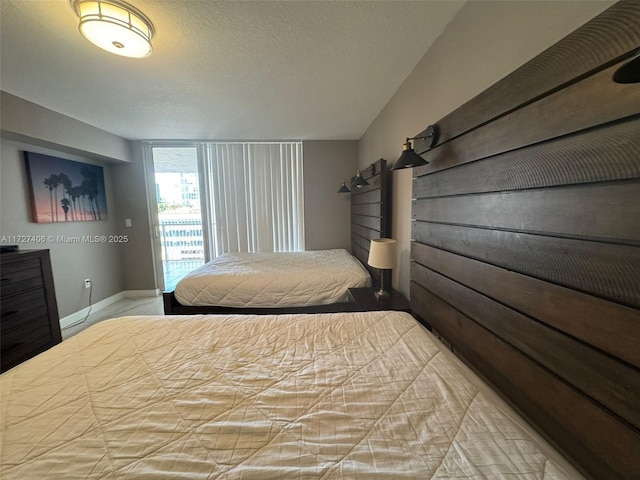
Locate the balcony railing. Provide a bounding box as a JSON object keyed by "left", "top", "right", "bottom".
{"left": 159, "top": 221, "right": 205, "bottom": 262}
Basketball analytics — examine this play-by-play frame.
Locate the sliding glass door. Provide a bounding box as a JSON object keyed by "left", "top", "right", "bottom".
{"left": 150, "top": 145, "right": 206, "bottom": 291}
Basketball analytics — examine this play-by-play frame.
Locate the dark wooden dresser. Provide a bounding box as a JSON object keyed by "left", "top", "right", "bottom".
{"left": 1, "top": 249, "right": 61, "bottom": 373}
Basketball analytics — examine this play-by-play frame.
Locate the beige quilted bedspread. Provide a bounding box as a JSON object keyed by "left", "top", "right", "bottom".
{"left": 174, "top": 249, "right": 371, "bottom": 307}
{"left": 0, "top": 311, "right": 583, "bottom": 479}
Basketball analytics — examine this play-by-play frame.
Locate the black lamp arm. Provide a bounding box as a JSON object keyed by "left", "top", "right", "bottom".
{"left": 407, "top": 134, "right": 432, "bottom": 142}
{"left": 407, "top": 125, "right": 437, "bottom": 149}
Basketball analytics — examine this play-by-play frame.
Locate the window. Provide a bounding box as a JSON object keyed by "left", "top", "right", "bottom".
{"left": 151, "top": 141, "right": 304, "bottom": 269}
{"left": 203, "top": 142, "right": 304, "bottom": 256}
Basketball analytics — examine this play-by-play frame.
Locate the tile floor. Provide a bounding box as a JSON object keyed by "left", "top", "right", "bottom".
{"left": 61, "top": 260, "right": 204, "bottom": 340}
{"left": 61, "top": 296, "right": 164, "bottom": 340}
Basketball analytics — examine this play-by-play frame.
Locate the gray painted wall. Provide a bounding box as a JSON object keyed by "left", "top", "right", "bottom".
{"left": 302, "top": 140, "right": 357, "bottom": 251}
{"left": 358, "top": 0, "right": 615, "bottom": 297}
{"left": 0, "top": 139, "right": 124, "bottom": 317}
{"left": 1, "top": 92, "right": 132, "bottom": 163}
{"left": 111, "top": 142, "right": 158, "bottom": 291}
{"left": 0, "top": 91, "right": 135, "bottom": 318}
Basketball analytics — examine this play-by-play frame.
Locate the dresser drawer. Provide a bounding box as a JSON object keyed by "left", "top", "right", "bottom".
{"left": 2, "top": 309, "right": 52, "bottom": 342}
{"left": 1, "top": 262, "right": 44, "bottom": 298}
{"left": 1, "top": 314, "right": 53, "bottom": 358}
{"left": 1, "top": 257, "right": 41, "bottom": 276}
{"left": 1, "top": 288, "right": 49, "bottom": 333}
{"left": 1, "top": 249, "right": 60, "bottom": 373}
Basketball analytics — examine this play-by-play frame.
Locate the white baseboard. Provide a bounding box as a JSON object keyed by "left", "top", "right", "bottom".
{"left": 124, "top": 289, "right": 160, "bottom": 298}
{"left": 59, "top": 292, "right": 125, "bottom": 329}
{"left": 59, "top": 289, "right": 160, "bottom": 328}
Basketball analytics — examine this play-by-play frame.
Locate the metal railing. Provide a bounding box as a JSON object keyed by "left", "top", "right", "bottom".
{"left": 159, "top": 221, "right": 205, "bottom": 262}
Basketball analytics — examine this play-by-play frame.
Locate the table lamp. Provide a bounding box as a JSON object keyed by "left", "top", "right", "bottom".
{"left": 367, "top": 238, "right": 396, "bottom": 298}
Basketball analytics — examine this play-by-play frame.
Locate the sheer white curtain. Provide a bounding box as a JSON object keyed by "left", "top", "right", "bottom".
{"left": 203, "top": 142, "right": 304, "bottom": 257}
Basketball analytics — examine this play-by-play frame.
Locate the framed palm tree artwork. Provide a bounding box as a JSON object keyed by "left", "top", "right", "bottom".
{"left": 24, "top": 152, "right": 108, "bottom": 223}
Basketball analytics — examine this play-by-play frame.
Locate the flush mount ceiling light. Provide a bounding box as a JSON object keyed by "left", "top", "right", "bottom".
{"left": 72, "top": 0, "right": 154, "bottom": 58}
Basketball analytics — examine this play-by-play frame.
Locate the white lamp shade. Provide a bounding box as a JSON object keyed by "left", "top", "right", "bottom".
{"left": 74, "top": 0, "right": 154, "bottom": 58}
{"left": 367, "top": 238, "right": 396, "bottom": 269}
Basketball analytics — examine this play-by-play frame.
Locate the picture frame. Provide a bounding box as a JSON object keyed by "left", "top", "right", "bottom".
{"left": 24, "top": 152, "right": 108, "bottom": 223}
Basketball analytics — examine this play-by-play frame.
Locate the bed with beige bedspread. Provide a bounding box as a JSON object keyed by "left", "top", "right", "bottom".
{"left": 0, "top": 311, "right": 583, "bottom": 479}
{"left": 174, "top": 249, "right": 371, "bottom": 308}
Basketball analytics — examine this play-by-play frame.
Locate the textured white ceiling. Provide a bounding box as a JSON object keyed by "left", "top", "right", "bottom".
{"left": 0, "top": 1, "right": 463, "bottom": 141}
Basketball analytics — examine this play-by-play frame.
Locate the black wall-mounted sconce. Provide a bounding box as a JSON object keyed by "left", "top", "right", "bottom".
{"left": 613, "top": 52, "right": 640, "bottom": 84}
{"left": 337, "top": 182, "right": 351, "bottom": 193}
{"left": 351, "top": 170, "right": 369, "bottom": 188}
{"left": 392, "top": 124, "right": 438, "bottom": 170}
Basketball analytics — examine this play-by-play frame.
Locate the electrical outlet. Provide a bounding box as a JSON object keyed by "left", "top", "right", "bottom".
{"left": 84, "top": 279, "right": 92, "bottom": 289}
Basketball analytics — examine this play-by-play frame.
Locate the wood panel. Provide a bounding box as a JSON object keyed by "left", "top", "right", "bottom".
{"left": 413, "top": 181, "right": 640, "bottom": 242}
{"left": 413, "top": 115, "right": 640, "bottom": 198}
{"left": 412, "top": 221, "right": 640, "bottom": 308}
{"left": 351, "top": 188, "right": 381, "bottom": 205}
{"left": 409, "top": 3, "right": 640, "bottom": 479}
{"left": 351, "top": 223, "right": 380, "bottom": 242}
{"left": 351, "top": 232, "right": 370, "bottom": 253}
{"left": 412, "top": 242, "right": 640, "bottom": 368}
{"left": 351, "top": 202, "right": 382, "bottom": 218}
{"left": 351, "top": 159, "right": 390, "bottom": 287}
{"left": 351, "top": 214, "right": 381, "bottom": 232}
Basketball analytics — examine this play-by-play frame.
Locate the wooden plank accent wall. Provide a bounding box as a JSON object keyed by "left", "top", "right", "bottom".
{"left": 409, "top": 2, "right": 640, "bottom": 479}
{"left": 350, "top": 158, "right": 390, "bottom": 286}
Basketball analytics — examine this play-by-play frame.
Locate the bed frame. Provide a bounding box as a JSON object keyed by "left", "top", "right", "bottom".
{"left": 163, "top": 158, "right": 390, "bottom": 314}
{"left": 409, "top": 2, "right": 640, "bottom": 479}
{"left": 349, "top": 158, "right": 391, "bottom": 289}
{"left": 162, "top": 294, "right": 356, "bottom": 315}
